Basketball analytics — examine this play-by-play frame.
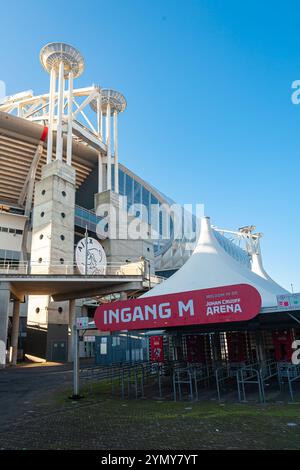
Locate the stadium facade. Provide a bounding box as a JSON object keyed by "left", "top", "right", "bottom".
{"left": 0, "top": 42, "right": 294, "bottom": 367}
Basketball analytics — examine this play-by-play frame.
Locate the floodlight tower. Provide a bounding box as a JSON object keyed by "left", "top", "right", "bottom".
{"left": 91, "top": 89, "right": 126, "bottom": 193}
{"left": 40, "top": 42, "right": 85, "bottom": 164}
{"left": 28, "top": 44, "right": 85, "bottom": 362}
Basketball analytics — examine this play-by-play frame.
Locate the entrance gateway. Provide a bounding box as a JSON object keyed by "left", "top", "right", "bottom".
{"left": 92, "top": 215, "right": 290, "bottom": 339}
{"left": 74, "top": 216, "right": 300, "bottom": 402}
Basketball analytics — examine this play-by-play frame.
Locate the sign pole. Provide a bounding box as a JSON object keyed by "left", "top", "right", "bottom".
{"left": 71, "top": 324, "right": 81, "bottom": 399}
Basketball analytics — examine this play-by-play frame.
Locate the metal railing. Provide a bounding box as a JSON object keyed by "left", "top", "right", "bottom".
{"left": 0, "top": 260, "right": 145, "bottom": 276}
{"left": 172, "top": 363, "right": 214, "bottom": 401}
{"left": 215, "top": 362, "right": 247, "bottom": 401}
{"left": 277, "top": 362, "right": 300, "bottom": 401}
{"left": 79, "top": 359, "right": 300, "bottom": 403}
{"left": 236, "top": 360, "right": 279, "bottom": 403}
{"left": 237, "top": 364, "right": 264, "bottom": 402}
{"left": 80, "top": 362, "right": 162, "bottom": 399}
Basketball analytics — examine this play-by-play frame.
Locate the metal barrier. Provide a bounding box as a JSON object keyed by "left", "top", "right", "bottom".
{"left": 237, "top": 364, "right": 264, "bottom": 402}
{"left": 173, "top": 367, "right": 194, "bottom": 401}
{"left": 80, "top": 362, "right": 156, "bottom": 399}
{"left": 188, "top": 364, "right": 214, "bottom": 401}
{"left": 277, "top": 362, "right": 300, "bottom": 401}
{"left": 237, "top": 361, "right": 279, "bottom": 403}
{"left": 150, "top": 363, "right": 165, "bottom": 398}
{"left": 260, "top": 360, "right": 279, "bottom": 387}
{"left": 79, "top": 358, "right": 290, "bottom": 404}
{"left": 215, "top": 362, "right": 246, "bottom": 401}
{"left": 172, "top": 363, "right": 213, "bottom": 401}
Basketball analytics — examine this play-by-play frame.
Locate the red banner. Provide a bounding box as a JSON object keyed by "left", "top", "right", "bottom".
{"left": 94, "top": 284, "right": 261, "bottom": 333}
{"left": 272, "top": 330, "right": 294, "bottom": 362}
{"left": 150, "top": 336, "right": 164, "bottom": 362}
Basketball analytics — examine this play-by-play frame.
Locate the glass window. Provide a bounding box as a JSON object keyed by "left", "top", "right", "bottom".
{"left": 119, "top": 169, "right": 125, "bottom": 195}
{"left": 125, "top": 174, "right": 133, "bottom": 209}
{"left": 142, "top": 186, "right": 150, "bottom": 223}
{"left": 133, "top": 180, "right": 141, "bottom": 206}
{"left": 150, "top": 194, "right": 159, "bottom": 239}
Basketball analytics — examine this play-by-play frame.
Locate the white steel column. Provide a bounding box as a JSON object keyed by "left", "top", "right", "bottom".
{"left": 66, "top": 71, "right": 73, "bottom": 166}
{"left": 10, "top": 300, "right": 20, "bottom": 365}
{"left": 97, "top": 94, "right": 103, "bottom": 141}
{"left": 56, "top": 61, "right": 65, "bottom": 161}
{"left": 113, "top": 110, "right": 119, "bottom": 194}
{"left": 97, "top": 95, "right": 103, "bottom": 193}
{"left": 98, "top": 153, "right": 103, "bottom": 193}
{"left": 106, "top": 102, "right": 111, "bottom": 190}
{"left": 47, "top": 68, "right": 56, "bottom": 164}
{"left": 100, "top": 107, "right": 103, "bottom": 140}
{"left": 0, "top": 283, "right": 11, "bottom": 368}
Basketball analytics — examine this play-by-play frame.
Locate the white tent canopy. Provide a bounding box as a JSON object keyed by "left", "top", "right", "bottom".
{"left": 143, "top": 216, "right": 288, "bottom": 308}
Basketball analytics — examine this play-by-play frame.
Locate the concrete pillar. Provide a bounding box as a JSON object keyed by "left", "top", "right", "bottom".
{"left": 68, "top": 299, "right": 76, "bottom": 362}
{"left": 28, "top": 160, "right": 76, "bottom": 360}
{"left": 30, "top": 160, "right": 76, "bottom": 274}
{"left": 10, "top": 300, "right": 20, "bottom": 366}
{"left": 0, "top": 283, "right": 11, "bottom": 368}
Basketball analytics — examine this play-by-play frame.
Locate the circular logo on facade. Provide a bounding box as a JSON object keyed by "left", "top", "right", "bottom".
{"left": 75, "top": 237, "right": 107, "bottom": 275}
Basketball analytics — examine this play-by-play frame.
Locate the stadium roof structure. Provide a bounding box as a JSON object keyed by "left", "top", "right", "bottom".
{"left": 0, "top": 111, "right": 99, "bottom": 207}
{"left": 142, "top": 216, "right": 288, "bottom": 308}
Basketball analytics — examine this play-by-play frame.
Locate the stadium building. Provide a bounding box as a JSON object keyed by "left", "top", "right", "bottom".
{"left": 0, "top": 43, "right": 298, "bottom": 382}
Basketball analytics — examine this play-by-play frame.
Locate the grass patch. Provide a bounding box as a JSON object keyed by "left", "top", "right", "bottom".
{"left": 4, "top": 379, "right": 300, "bottom": 450}
{"left": 52, "top": 379, "right": 300, "bottom": 422}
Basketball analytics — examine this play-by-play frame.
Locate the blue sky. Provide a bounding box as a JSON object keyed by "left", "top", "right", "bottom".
{"left": 1, "top": 0, "right": 299, "bottom": 291}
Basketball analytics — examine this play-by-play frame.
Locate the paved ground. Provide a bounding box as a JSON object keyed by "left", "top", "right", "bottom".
{"left": 0, "top": 362, "right": 73, "bottom": 430}
{"left": 1, "top": 363, "right": 300, "bottom": 450}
